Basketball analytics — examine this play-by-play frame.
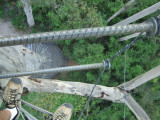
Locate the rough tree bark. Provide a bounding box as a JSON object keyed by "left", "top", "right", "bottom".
{"left": 0, "top": 77, "right": 125, "bottom": 102}
{"left": 21, "top": 0, "right": 35, "bottom": 27}
{"left": 0, "top": 45, "right": 44, "bottom": 74}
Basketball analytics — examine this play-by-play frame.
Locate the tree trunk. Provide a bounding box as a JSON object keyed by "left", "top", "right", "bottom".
{"left": 0, "top": 45, "right": 44, "bottom": 74}
{"left": 21, "top": 0, "right": 35, "bottom": 27}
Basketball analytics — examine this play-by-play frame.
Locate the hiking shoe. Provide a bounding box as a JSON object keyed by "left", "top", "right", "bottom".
{"left": 52, "top": 103, "right": 73, "bottom": 120}
{"left": 3, "top": 77, "right": 23, "bottom": 120}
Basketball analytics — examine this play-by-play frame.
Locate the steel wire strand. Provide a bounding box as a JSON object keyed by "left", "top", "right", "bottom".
{"left": 79, "top": 33, "right": 145, "bottom": 120}
{"left": 21, "top": 100, "right": 53, "bottom": 116}
{"left": 78, "top": 62, "right": 108, "bottom": 120}
{"left": 20, "top": 111, "right": 25, "bottom": 120}
{"left": 123, "top": 50, "right": 127, "bottom": 120}
{"left": 21, "top": 107, "right": 38, "bottom": 120}
{"left": 108, "top": 32, "right": 145, "bottom": 62}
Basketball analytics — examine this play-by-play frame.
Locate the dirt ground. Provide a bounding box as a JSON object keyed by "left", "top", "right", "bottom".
{"left": 0, "top": 18, "right": 23, "bottom": 37}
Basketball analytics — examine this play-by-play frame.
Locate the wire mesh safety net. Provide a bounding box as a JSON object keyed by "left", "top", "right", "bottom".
{"left": 24, "top": 42, "right": 64, "bottom": 79}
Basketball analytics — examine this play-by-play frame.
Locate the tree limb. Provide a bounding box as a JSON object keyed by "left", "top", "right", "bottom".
{"left": 119, "top": 32, "right": 146, "bottom": 41}
{"left": 125, "top": 95, "right": 151, "bottom": 120}
{"left": 107, "top": 0, "right": 135, "bottom": 23}
{"left": 0, "top": 77, "right": 152, "bottom": 119}
{"left": 0, "top": 77, "right": 125, "bottom": 102}
{"left": 115, "top": 2, "right": 160, "bottom": 25}
{"left": 119, "top": 65, "right": 160, "bottom": 90}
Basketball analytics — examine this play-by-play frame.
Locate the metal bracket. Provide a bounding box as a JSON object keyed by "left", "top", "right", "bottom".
{"left": 155, "top": 15, "right": 160, "bottom": 36}
{"left": 146, "top": 15, "right": 160, "bottom": 36}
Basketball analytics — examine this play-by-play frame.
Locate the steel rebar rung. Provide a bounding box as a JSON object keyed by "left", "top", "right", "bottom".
{"left": 0, "top": 23, "right": 153, "bottom": 47}
{"left": 0, "top": 63, "right": 104, "bottom": 79}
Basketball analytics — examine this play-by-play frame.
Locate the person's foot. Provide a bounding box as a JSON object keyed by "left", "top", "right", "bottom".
{"left": 52, "top": 103, "right": 73, "bottom": 120}
{"left": 3, "top": 77, "right": 23, "bottom": 120}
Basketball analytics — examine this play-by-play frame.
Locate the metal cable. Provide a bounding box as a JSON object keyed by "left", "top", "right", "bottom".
{"left": 79, "top": 33, "right": 144, "bottom": 120}
{"left": 85, "top": 104, "right": 89, "bottom": 120}
{"left": 0, "top": 23, "right": 152, "bottom": 47}
{"left": 21, "top": 107, "right": 38, "bottom": 120}
{"left": 0, "top": 63, "right": 104, "bottom": 79}
{"left": 108, "top": 32, "right": 147, "bottom": 62}
{"left": 21, "top": 100, "right": 53, "bottom": 116}
{"left": 20, "top": 111, "right": 25, "bottom": 120}
{"left": 123, "top": 50, "right": 127, "bottom": 120}
{"left": 78, "top": 61, "right": 108, "bottom": 120}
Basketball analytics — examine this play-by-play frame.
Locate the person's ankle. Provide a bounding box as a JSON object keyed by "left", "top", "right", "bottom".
{"left": 3, "top": 109, "right": 12, "bottom": 119}
{"left": 5, "top": 107, "right": 18, "bottom": 120}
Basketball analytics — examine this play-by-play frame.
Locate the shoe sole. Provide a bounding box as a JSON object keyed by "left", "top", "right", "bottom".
{"left": 53, "top": 103, "right": 73, "bottom": 120}
{"left": 10, "top": 78, "right": 22, "bottom": 85}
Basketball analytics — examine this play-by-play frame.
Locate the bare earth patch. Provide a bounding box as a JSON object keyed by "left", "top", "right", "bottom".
{"left": 0, "top": 18, "right": 23, "bottom": 37}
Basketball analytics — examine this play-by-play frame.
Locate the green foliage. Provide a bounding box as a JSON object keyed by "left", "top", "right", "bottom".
{"left": 73, "top": 43, "right": 104, "bottom": 64}
{"left": 2, "top": 0, "right": 160, "bottom": 119}
{"left": 22, "top": 92, "right": 87, "bottom": 120}
{"left": 80, "top": 99, "right": 136, "bottom": 120}
{"left": 0, "top": 2, "right": 5, "bottom": 18}
{"left": 12, "top": 0, "right": 103, "bottom": 31}
{"left": 135, "top": 78, "right": 160, "bottom": 120}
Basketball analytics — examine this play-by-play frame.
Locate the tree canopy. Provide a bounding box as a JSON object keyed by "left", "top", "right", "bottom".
{"left": 0, "top": 0, "right": 160, "bottom": 119}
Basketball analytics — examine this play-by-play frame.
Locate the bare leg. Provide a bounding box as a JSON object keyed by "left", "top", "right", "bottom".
{"left": 0, "top": 109, "right": 11, "bottom": 120}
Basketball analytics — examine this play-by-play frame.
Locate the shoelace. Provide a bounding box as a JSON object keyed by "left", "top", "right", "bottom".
{"left": 5, "top": 89, "right": 21, "bottom": 107}
{"left": 9, "top": 89, "right": 17, "bottom": 105}
{"left": 53, "top": 110, "right": 67, "bottom": 120}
